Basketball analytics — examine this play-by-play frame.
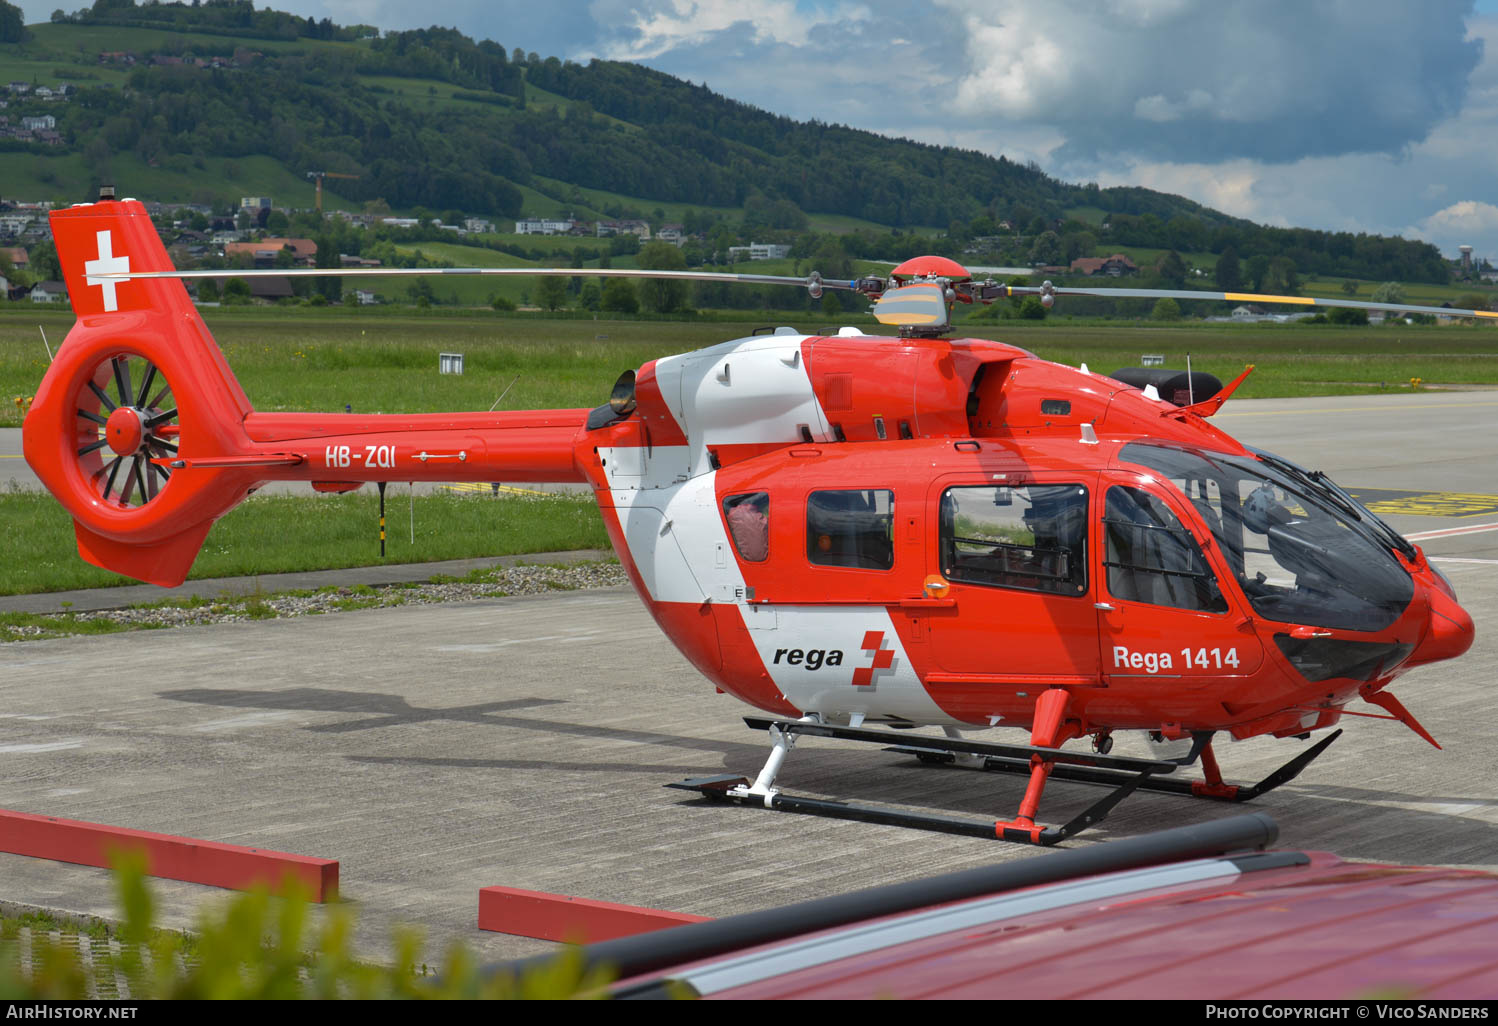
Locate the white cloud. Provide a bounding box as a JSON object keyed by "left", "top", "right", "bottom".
{"left": 939, "top": 0, "right": 1481, "bottom": 163}
{"left": 1408, "top": 201, "right": 1498, "bottom": 256}
{"left": 588, "top": 0, "right": 870, "bottom": 60}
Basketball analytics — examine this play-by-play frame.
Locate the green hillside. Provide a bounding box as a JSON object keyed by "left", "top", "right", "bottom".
{"left": 2, "top": 4, "right": 1233, "bottom": 231}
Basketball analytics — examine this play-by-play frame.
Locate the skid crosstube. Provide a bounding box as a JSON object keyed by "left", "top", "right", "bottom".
{"left": 888, "top": 728, "right": 1344, "bottom": 803}
{"left": 666, "top": 769, "right": 1154, "bottom": 846}
{"left": 742, "top": 717, "right": 1181, "bottom": 774}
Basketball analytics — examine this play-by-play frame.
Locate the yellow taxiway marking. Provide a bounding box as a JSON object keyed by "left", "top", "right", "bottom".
{"left": 440, "top": 482, "right": 552, "bottom": 497}
{"left": 1349, "top": 490, "right": 1498, "bottom": 518}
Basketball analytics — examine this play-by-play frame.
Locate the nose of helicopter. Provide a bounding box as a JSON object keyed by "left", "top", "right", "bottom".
{"left": 1405, "top": 583, "right": 1475, "bottom": 668}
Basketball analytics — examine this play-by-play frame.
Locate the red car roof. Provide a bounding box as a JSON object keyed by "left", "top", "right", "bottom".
{"left": 634, "top": 854, "right": 1498, "bottom": 999}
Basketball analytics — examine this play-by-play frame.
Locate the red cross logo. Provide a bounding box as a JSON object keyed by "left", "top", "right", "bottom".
{"left": 852, "top": 630, "right": 894, "bottom": 687}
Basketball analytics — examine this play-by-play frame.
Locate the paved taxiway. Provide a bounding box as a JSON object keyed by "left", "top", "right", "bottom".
{"left": 1, "top": 390, "right": 1496, "bottom": 965}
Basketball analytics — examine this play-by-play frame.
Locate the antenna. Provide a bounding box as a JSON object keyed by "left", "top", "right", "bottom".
{"left": 489, "top": 374, "right": 521, "bottom": 412}
{"left": 38, "top": 325, "right": 52, "bottom": 362}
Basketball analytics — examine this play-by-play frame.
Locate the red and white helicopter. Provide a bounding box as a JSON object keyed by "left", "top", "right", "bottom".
{"left": 24, "top": 193, "right": 1480, "bottom": 844}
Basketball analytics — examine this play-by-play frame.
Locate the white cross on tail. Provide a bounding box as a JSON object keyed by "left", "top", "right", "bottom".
{"left": 84, "top": 230, "right": 129, "bottom": 312}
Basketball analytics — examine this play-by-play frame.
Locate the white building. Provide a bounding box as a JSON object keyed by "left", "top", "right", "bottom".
{"left": 595, "top": 219, "right": 650, "bottom": 240}
{"left": 727, "top": 243, "right": 791, "bottom": 261}
{"left": 464, "top": 218, "right": 495, "bottom": 234}
{"left": 30, "top": 281, "right": 66, "bottom": 303}
{"left": 20, "top": 115, "right": 55, "bottom": 131}
{"left": 516, "top": 217, "right": 576, "bottom": 235}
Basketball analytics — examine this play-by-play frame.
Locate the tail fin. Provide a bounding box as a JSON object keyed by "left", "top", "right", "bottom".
{"left": 25, "top": 197, "right": 258, "bottom": 585}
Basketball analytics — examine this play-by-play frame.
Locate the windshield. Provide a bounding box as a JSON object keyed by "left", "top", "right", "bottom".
{"left": 1118, "top": 443, "right": 1414, "bottom": 632}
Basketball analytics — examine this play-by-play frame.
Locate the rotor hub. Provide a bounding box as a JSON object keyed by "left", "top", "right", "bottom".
{"left": 104, "top": 406, "right": 147, "bottom": 456}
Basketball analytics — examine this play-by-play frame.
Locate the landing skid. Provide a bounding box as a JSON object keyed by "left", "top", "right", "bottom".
{"left": 667, "top": 718, "right": 1342, "bottom": 846}
{"left": 668, "top": 770, "right": 1151, "bottom": 845}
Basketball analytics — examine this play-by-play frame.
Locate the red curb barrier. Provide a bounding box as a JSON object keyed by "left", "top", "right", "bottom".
{"left": 479, "top": 885, "right": 710, "bottom": 943}
{"left": 0, "top": 808, "right": 339, "bottom": 902}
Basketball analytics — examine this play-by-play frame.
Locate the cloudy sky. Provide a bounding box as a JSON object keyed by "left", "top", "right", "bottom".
{"left": 21, "top": 0, "right": 1498, "bottom": 259}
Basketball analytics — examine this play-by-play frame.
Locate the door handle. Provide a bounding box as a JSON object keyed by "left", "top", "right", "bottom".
{"left": 1094, "top": 602, "right": 1117, "bottom": 611}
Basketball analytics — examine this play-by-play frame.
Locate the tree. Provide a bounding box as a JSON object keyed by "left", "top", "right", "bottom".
{"left": 1263, "top": 256, "right": 1298, "bottom": 294}
{"left": 1028, "top": 231, "right": 1061, "bottom": 266}
{"left": 600, "top": 278, "right": 638, "bottom": 313}
{"left": 406, "top": 278, "right": 434, "bottom": 306}
{"left": 1340, "top": 279, "right": 1359, "bottom": 296}
{"left": 1455, "top": 293, "right": 1490, "bottom": 313}
{"left": 1151, "top": 298, "right": 1182, "bottom": 321}
{"left": 1327, "top": 306, "right": 1368, "bottom": 325}
{"left": 1215, "top": 247, "right": 1241, "bottom": 292}
{"left": 1019, "top": 296, "right": 1047, "bottom": 320}
{"left": 809, "top": 238, "right": 852, "bottom": 280}
{"left": 636, "top": 240, "right": 687, "bottom": 313}
{"left": 1371, "top": 282, "right": 1406, "bottom": 306}
{"left": 1156, "top": 250, "right": 1186, "bottom": 288}
{"left": 1244, "top": 254, "right": 1271, "bottom": 291}
{"left": 0, "top": 1, "right": 28, "bottom": 42}
{"left": 534, "top": 275, "right": 568, "bottom": 312}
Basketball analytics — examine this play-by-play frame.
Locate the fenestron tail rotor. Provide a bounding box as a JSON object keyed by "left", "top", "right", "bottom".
{"left": 75, "top": 352, "right": 178, "bottom": 509}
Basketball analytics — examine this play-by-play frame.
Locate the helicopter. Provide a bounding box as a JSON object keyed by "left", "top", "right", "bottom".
{"left": 22, "top": 193, "right": 1480, "bottom": 845}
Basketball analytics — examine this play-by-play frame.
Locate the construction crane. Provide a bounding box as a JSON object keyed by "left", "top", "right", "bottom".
{"left": 305, "top": 171, "right": 360, "bottom": 213}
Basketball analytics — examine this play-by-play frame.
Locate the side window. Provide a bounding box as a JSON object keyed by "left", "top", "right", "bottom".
{"left": 723, "top": 492, "right": 769, "bottom": 562}
{"left": 1104, "top": 486, "right": 1227, "bottom": 612}
{"left": 807, "top": 489, "right": 894, "bottom": 570}
{"left": 941, "top": 484, "right": 1088, "bottom": 596}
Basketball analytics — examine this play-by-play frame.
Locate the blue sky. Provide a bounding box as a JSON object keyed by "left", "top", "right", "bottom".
{"left": 18, "top": 1, "right": 1498, "bottom": 260}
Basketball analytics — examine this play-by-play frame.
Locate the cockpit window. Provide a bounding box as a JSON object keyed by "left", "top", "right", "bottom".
{"left": 1119, "top": 442, "right": 1413, "bottom": 631}
{"left": 807, "top": 489, "right": 894, "bottom": 570}
{"left": 1104, "top": 486, "right": 1227, "bottom": 612}
{"left": 941, "top": 484, "right": 1088, "bottom": 596}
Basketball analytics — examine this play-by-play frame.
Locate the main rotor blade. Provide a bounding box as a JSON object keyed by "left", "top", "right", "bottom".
{"left": 1004, "top": 284, "right": 1498, "bottom": 322}
{"left": 95, "top": 266, "right": 858, "bottom": 292}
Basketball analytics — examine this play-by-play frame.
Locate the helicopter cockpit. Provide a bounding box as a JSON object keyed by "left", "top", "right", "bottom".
{"left": 1118, "top": 442, "right": 1416, "bottom": 632}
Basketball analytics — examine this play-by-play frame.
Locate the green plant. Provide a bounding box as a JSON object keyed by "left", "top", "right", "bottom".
{"left": 1, "top": 857, "right": 617, "bottom": 1000}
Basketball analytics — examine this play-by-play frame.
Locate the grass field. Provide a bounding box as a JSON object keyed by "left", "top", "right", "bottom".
{"left": 0, "top": 485, "right": 610, "bottom": 595}
{"left": 6, "top": 308, "right": 1498, "bottom": 428}
{"left": 0, "top": 151, "right": 330, "bottom": 211}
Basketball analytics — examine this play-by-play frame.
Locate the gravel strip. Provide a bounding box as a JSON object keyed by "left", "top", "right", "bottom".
{"left": 1, "top": 562, "right": 630, "bottom": 642}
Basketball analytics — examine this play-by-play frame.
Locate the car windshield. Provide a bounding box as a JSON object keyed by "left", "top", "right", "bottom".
{"left": 1118, "top": 442, "right": 1413, "bottom": 632}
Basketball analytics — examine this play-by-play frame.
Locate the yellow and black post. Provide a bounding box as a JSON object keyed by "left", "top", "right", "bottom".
{"left": 377, "top": 481, "right": 387, "bottom": 557}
